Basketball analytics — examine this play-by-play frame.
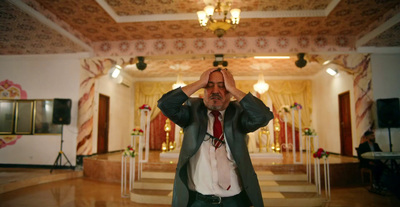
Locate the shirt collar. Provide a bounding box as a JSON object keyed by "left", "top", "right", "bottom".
{"left": 208, "top": 109, "right": 226, "bottom": 118}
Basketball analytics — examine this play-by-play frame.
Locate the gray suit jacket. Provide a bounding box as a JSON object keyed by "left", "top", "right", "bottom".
{"left": 158, "top": 88, "right": 274, "bottom": 207}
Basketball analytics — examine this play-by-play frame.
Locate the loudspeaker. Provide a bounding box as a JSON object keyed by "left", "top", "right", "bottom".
{"left": 377, "top": 98, "right": 400, "bottom": 128}
{"left": 52, "top": 98, "right": 72, "bottom": 125}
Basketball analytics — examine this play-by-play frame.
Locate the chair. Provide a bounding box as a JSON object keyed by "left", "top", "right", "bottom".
{"left": 355, "top": 147, "right": 373, "bottom": 184}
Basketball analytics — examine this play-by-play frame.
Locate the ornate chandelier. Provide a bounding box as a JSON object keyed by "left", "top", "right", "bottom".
{"left": 197, "top": 0, "right": 241, "bottom": 38}
{"left": 253, "top": 74, "right": 269, "bottom": 94}
{"left": 170, "top": 64, "right": 190, "bottom": 89}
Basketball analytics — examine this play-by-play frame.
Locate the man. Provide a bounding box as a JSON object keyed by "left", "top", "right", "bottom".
{"left": 358, "top": 130, "right": 386, "bottom": 190}
{"left": 158, "top": 68, "right": 273, "bottom": 207}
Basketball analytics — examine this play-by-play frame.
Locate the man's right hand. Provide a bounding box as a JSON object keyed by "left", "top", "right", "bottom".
{"left": 182, "top": 68, "right": 214, "bottom": 96}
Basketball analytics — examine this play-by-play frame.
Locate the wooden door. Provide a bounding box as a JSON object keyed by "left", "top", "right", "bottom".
{"left": 97, "top": 94, "right": 109, "bottom": 154}
{"left": 339, "top": 91, "right": 353, "bottom": 156}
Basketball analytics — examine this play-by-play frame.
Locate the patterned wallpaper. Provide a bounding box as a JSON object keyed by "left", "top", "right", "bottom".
{"left": 27, "top": 0, "right": 400, "bottom": 41}
{"left": 0, "top": 0, "right": 399, "bottom": 77}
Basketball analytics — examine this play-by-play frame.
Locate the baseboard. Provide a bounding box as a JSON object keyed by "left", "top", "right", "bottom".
{"left": 0, "top": 164, "right": 75, "bottom": 169}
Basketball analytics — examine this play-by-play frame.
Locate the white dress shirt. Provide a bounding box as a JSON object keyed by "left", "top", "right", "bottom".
{"left": 187, "top": 110, "right": 242, "bottom": 197}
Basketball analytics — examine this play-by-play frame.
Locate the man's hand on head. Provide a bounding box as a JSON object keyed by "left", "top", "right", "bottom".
{"left": 219, "top": 68, "right": 235, "bottom": 93}
{"left": 198, "top": 68, "right": 216, "bottom": 88}
{"left": 182, "top": 68, "right": 215, "bottom": 97}
{"left": 220, "top": 68, "right": 246, "bottom": 101}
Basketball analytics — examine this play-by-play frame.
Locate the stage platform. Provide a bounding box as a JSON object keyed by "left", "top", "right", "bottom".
{"left": 83, "top": 150, "right": 361, "bottom": 187}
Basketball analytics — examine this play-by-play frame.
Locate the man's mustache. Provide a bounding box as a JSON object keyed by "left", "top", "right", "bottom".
{"left": 210, "top": 93, "right": 222, "bottom": 100}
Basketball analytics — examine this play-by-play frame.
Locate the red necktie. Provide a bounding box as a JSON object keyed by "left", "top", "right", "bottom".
{"left": 211, "top": 110, "right": 231, "bottom": 190}
{"left": 211, "top": 110, "right": 224, "bottom": 149}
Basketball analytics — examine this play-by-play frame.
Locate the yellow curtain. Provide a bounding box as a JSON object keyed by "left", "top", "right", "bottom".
{"left": 265, "top": 80, "right": 312, "bottom": 129}
{"left": 236, "top": 79, "right": 312, "bottom": 129}
{"left": 134, "top": 82, "right": 174, "bottom": 127}
{"left": 134, "top": 80, "right": 312, "bottom": 130}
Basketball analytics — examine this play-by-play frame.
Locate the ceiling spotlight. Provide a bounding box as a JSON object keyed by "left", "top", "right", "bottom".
{"left": 110, "top": 65, "right": 122, "bottom": 78}
{"left": 213, "top": 54, "right": 228, "bottom": 67}
{"left": 136, "top": 56, "right": 147, "bottom": 71}
{"left": 326, "top": 68, "right": 338, "bottom": 76}
{"left": 295, "top": 53, "right": 307, "bottom": 68}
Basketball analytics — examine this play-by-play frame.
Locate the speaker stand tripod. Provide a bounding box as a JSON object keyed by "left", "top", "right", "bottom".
{"left": 50, "top": 125, "right": 72, "bottom": 173}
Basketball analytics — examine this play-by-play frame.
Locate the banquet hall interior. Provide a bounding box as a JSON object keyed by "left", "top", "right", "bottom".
{"left": 1, "top": 0, "right": 400, "bottom": 206}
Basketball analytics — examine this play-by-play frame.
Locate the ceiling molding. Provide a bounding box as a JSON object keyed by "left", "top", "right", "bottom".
{"left": 131, "top": 75, "right": 314, "bottom": 82}
{"left": 357, "top": 46, "right": 400, "bottom": 54}
{"left": 356, "top": 12, "right": 400, "bottom": 48}
{"left": 8, "top": 0, "right": 94, "bottom": 53}
{"left": 324, "top": 0, "right": 341, "bottom": 16}
{"left": 96, "top": 0, "right": 340, "bottom": 23}
{"left": 0, "top": 52, "right": 92, "bottom": 60}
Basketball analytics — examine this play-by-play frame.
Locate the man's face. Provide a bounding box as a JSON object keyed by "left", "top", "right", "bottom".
{"left": 203, "top": 71, "right": 231, "bottom": 111}
{"left": 367, "top": 133, "right": 376, "bottom": 143}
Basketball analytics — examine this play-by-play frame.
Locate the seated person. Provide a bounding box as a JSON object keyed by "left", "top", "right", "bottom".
{"left": 358, "top": 130, "right": 387, "bottom": 190}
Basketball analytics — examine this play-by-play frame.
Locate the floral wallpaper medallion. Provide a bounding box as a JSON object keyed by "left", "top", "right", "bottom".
{"left": 0, "top": 80, "right": 27, "bottom": 149}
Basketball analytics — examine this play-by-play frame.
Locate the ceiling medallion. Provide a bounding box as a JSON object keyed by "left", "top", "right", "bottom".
{"left": 197, "top": 0, "right": 240, "bottom": 38}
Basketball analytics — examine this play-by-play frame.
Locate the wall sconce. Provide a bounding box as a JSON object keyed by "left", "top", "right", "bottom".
{"left": 326, "top": 68, "right": 338, "bottom": 76}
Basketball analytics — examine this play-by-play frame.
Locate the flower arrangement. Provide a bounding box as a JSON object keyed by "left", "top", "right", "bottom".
{"left": 139, "top": 104, "right": 151, "bottom": 110}
{"left": 123, "top": 145, "right": 135, "bottom": 158}
{"left": 131, "top": 128, "right": 144, "bottom": 135}
{"left": 290, "top": 102, "right": 302, "bottom": 110}
{"left": 303, "top": 128, "right": 316, "bottom": 136}
{"left": 313, "top": 148, "right": 329, "bottom": 159}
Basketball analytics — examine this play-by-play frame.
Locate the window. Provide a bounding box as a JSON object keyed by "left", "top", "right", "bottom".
{"left": 0, "top": 99, "right": 62, "bottom": 135}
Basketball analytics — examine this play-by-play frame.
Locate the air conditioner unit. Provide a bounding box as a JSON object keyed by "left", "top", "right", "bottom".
{"left": 117, "top": 77, "right": 131, "bottom": 88}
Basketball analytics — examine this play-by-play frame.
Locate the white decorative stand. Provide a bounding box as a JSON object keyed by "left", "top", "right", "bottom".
{"left": 121, "top": 154, "right": 135, "bottom": 198}
{"left": 280, "top": 114, "right": 292, "bottom": 151}
{"left": 138, "top": 109, "right": 150, "bottom": 180}
{"left": 131, "top": 135, "right": 142, "bottom": 152}
{"left": 291, "top": 108, "right": 302, "bottom": 163}
{"left": 314, "top": 157, "right": 331, "bottom": 201}
{"left": 305, "top": 135, "right": 318, "bottom": 182}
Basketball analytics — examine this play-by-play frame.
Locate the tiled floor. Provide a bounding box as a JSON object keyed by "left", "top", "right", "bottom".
{"left": 0, "top": 151, "right": 399, "bottom": 207}
{"left": 1, "top": 175, "right": 399, "bottom": 207}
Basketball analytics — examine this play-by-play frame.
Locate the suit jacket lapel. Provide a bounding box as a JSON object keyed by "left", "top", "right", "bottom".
{"left": 197, "top": 103, "right": 208, "bottom": 149}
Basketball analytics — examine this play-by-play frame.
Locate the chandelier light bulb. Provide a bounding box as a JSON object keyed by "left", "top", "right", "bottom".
{"left": 230, "top": 8, "right": 241, "bottom": 18}
{"left": 197, "top": 11, "right": 206, "bottom": 19}
{"left": 205, "top": 5, "right": 215, "bottom": 16}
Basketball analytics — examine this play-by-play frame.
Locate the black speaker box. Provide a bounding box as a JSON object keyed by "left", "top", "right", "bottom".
{"left": 52, "top": 98, "right": 72, "bottom": 125}
{"left": 377, "top": 98, "right": 400, "bottom": 128}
